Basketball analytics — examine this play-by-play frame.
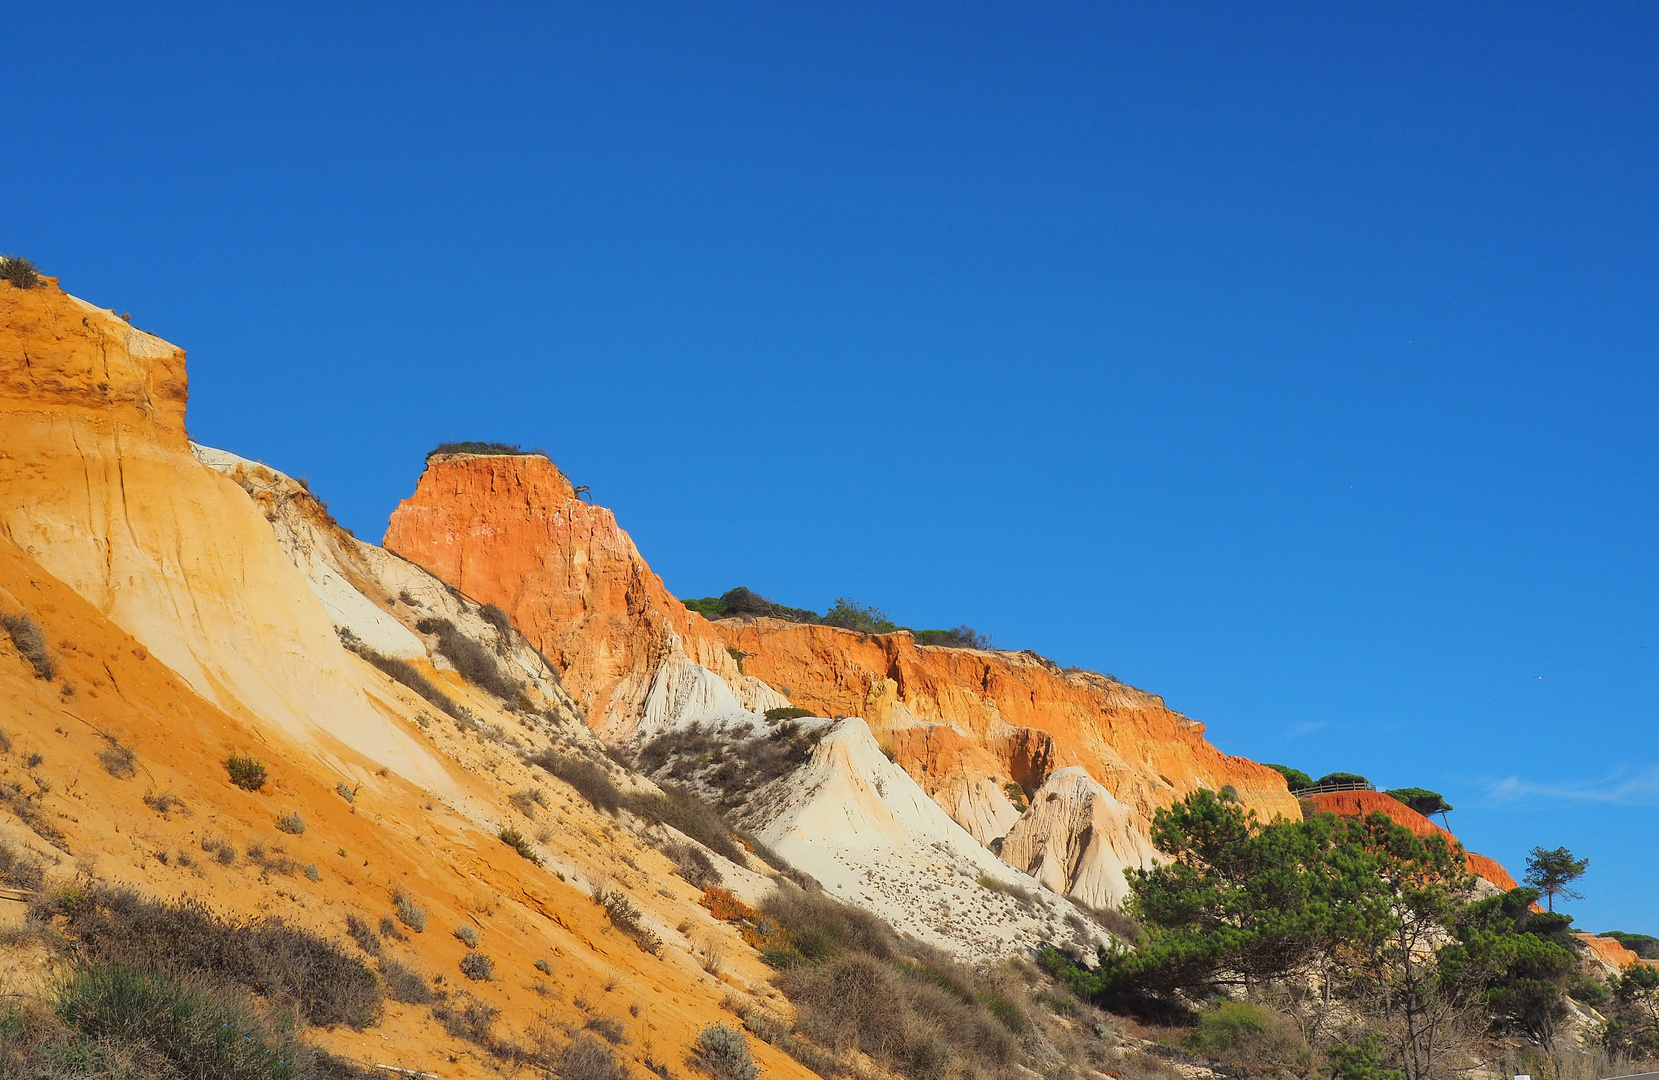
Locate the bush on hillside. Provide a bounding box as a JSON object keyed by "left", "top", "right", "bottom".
{"left": 0, "top": 256, "right": 41, "bottom": 290}
{"left": 98, "top": 741, "right": 138, "bottom": 780}
{"left": 225, "top": 753, "right": 267, "bottom": 792}
{"left": 415, "top": 616, "right": 525, "bottom": 705}
{"left": 696, "top": 1023, "right": 758, "bottom": 1080}
{"left": 1602, "top": 930, "right": 1659, "bottom": 960}
{"left": 557, "top": 1032, "right": 632, "bottom": 1080}
{"left": 0, "top": 611, "right": 56, "bottom": 681}
{"left": 1314, "top": 771, "right": 1369, "bottom": 788}
{"left": 764, "top": 706, "right": 814, "bottom": 721}
{"left": 338, "top": 629, "right": 471, "bottom": 723}
{"left": 34, "top": 885, "right": 382, "bottom": 1029}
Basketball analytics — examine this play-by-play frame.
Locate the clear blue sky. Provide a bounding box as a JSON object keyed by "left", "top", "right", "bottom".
{"left": 6, "top": 3, "right": 1656, "bottom": 932}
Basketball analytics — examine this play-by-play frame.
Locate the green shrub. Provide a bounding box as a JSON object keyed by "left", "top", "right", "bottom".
{"left": 275, "top": 813, "right": 306, "bottom": 835}
{"left": 683, "top": 596, "right": 732, "bottom": 619}
{"left": 911, "top": 626, "right": 990, "bottom": 649}
{"left": 0, "top": 611, "right": 55, "bottom": 680}
{"left": 304, "top": 864, "right": 320, "bottom": 882}
{"left": 764, "top": 706, "right": 814, "bottom": 721}
{"left": 459, "top": 950, "right": 494, "bottom": 981}
{"left": 1384, "top": 787, "right": 1453, "bottom": 815}
{"left": 0, "top": 256, "right": 41, "bottom": 290}
{"left": 1263, "top": 763, "right": 1313, "bottom": 790}
{"left": 1315, "top": 771, "right": 1369, "bottom": 787}
{"left": 224, "top": 754, "right": 267, "bottom": 792}
{"left": 497, "top": 825, "right": 543, "bottom": 866}
{"left": 696, "top": 1022, "right": 758, "bottom": 1080}
{"left": 821, "top": 598, "right": 897, "bottom": 634}
{"left": 454, "top": 923, "right": 479, "bottom": 948}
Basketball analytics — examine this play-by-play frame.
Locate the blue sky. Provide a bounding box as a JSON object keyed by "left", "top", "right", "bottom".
{"left": 6, "top": 3, "right": 1657, "bottom": 932}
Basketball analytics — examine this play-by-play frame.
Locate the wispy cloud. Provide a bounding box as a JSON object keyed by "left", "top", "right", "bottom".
{"left": 1288, "top": 721, "right": 1329, "bottom": 737}
{"left": 1484, "top": 764, "right": 1659, "bottom": 806}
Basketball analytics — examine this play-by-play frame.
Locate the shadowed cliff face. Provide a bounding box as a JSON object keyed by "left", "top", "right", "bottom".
{"left": 380, "top": 452, "right": 1305, "bottom": 909}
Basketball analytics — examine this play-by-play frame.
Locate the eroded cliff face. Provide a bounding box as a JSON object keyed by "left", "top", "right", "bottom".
{"left": 380, "top": 452, "right": 1303, "bottom": 912}
{"left": 721, "top": 620, "right": 1301, "bottom": 834}
{"left": 383, "top": 454, "right": 742, "bottom": 736}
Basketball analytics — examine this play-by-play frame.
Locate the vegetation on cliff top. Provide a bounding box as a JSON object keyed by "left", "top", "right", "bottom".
{"left": 0, "top": 255, "right": 42, "bottom": 290}
{"left": 425, "top": 441, "right": 549, "bottom": 460}
{"left": 682, "top": 586, "right": 992, "bottom": 648}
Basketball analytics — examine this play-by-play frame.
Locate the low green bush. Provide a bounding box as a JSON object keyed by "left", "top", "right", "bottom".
{"left": 765, "top": 706, "right": 814, "bottom": 721}
{"left": 1264, "top": 763, "right": 1313, "bottom": 790}
{"left": 275, "top": 813, "right": 306, "bottom": 835}
{"left": 497, "top": 826, "right": 543, "bottom": 865}
{"left": 426, "top": 441, "right": 545, "bottom": 459}
{"left": 225, "top": 753, "right": 267, "bottom": 792}
{"left": 459, "top": 950, "right": 494, "bottom": 981}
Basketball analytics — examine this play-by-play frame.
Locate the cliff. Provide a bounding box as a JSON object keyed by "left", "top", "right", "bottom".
{"left": 383, "top": 453, "right": 749, "bottom": 736}
{"left": 0, "top": 276, "right": 818, "bottom": 1078}
{"left": 381, "top": 453, "right": 1303, "bottom": 912}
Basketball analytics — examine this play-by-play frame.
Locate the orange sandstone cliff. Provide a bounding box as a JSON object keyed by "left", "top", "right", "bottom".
{"left": 382, "top": 453, "right": 1303, "bottom": 909}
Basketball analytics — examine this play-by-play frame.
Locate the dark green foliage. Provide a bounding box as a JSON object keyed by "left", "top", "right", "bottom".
{"left": 683, "top": 596, "right": 732, "bottom": 619}
{"left": 764, "top": 706, "right": 814, "bottom": 721}
{"left": 1523, "top": 845, "right": 1588, "bottom": 912}
{"left": 911, "top": 626, "right": 991, "bottom": 649}
{"left": 1602, "top": 963, "right": 1659, "bottom": 1058}
{"left": 36, "top": 886, "right": 382, "bottom": 1029}
{"left": 1263, "top": 763, "right": 1313, "bottom": 790}
{"left": 225, "top": 753, "right": 268, "bottom": 792}
{"left": 416, "top": 617, "right": 525, "bottom": 705}
{"left": 1315, "top": 771, "right": 1370, "bottom": 787}
{"left": 1601, "top": 930, "right": 1659, "bottom": 959}
{"left": 1325, "top": 1035, "right": 1404, "bottom": 1080}
{"left": 0, "top": 256, "right": 41, "bottom": 290}
{"left": 0, "top": 610, "right": 56, "bottom": 680}
{"left": 497, "top": 825, "right": 543, "bottom": 865}
{"left": 426, "top": 441, "right": 545, "bottom": 459}
{"left": 1385, "top": 787, "right": 1453, "bottom": 815}
{"left": 821, "top": 597, "right": 897, "bottom": 633}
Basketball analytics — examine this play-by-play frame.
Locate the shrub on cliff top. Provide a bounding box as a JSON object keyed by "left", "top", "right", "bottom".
{"left": 1385, "top": 787, "right": 1453, "bottom": 816}
{"left": 1264, "top": 763, "right": 1314, "bottom": 790}
{"left": 912, "top": 625, "right": 991, "bottom": 649}
{"left": 0, "top": 256, "right": 41, "bottom": 290}
{"left": 426, "top": 441, "right": 547, "bottom": 460}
